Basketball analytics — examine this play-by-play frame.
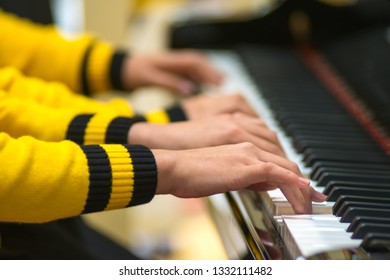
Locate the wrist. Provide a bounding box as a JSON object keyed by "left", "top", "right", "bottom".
{"left": 152, "top": 149, "right": 178, "bottom": 195}
{"left": 180, "top": 97, "right": 199, "bottom": 120}
{"left": 127, "top": 122, "right": 154, "bottom": 145}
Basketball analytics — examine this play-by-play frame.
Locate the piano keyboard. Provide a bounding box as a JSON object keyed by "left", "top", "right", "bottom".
{"left": 206, "top": 27, "right": 390, "bottom": 259}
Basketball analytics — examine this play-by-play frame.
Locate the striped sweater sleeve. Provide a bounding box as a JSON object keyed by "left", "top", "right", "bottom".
{"left": 65, "top": 105, "right": 187, "bottom": 145}
{"left": 0, "top": 9, "right": 93, "bottom": 93}
{"left": 0, "top": 91, "right": 186, "bottom": 145}
{"left": 0, "top": 132, "right": 157, "bottom": 223}
{"left": 0, "top": 65, "right": 188, "bottom": 124}
{"left": 0, "top": 10, "right": 132, "bottom": 96}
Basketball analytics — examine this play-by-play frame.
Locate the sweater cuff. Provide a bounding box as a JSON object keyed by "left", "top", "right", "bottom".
{"left": 166, "top": 105, "right": 188, "bottom": 122}
{"left": 125, "top": 145, "right": 158, "bottom": 206}
{"left": 82, "top": 41, "right": 114, "bottom": 95}
{"left": 80, "top": 144, "right": 157, "bottom": 214}
{"left": 144, "top": 105, "right": 187, "bottom": 124}
{"left": 66, "top": 114, "right": 146, "bottom": 145}
{"left": 109, "top": 51, "right": 128, "bottom": 91}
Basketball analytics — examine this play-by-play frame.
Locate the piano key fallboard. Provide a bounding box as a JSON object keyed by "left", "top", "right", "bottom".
{"left": 206, "top": 26, "right": 390, "bottom": 260}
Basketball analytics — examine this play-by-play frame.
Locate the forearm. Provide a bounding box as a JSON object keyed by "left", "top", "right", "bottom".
{"left": 0, "top": 133, "right": 157, "bottom": 223}
{"left": 0, "top": 10, "right": 122, "bottom": 94}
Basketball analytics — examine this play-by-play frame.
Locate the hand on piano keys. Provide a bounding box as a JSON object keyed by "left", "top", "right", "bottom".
{"left": 155, "top": 142, "right": 326, "bottom": 214}
{"left": 205, "top": 42, "right": 390, "bottom": 259}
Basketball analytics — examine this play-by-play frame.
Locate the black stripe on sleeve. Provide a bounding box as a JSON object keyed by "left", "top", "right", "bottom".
{"left": 80, "top": 42, "right": 96, "bottom": 95}
{"left": 110, "top": 51, "right": 128, "bottom": 91}
{"left": 105, "top": 116, "right": 146, "bottom": 144}
{"left": 80, "top": 145, "right": 112, "bottom": 214}
{"left": 124, "top": 145, "right": 157, "bottom": 206}
{"left": 66, "top": 114, "right": 94, "bottom": 144}
{"left": 166, "top": 105, "right": 188, "bottom": 122}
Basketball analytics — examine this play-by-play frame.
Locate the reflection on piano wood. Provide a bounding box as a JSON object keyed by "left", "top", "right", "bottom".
{"left": 206, "top": 26, "right": 390, "bottom": 259}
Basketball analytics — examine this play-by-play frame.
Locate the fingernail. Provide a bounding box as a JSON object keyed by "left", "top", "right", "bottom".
{"left": 298, "top": 177, "right": 310, "bottom": 188}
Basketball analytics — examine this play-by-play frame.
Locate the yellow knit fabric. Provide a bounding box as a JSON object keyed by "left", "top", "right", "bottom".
{"left": 0, "top": 133, "right": 141, "bottom": 223}
{"left": 84, "top": 113, "right": 122, "bottom": 144}
{"left": 145, "top": 109, "right": 171, "bottom": 124}
{"left": 0, "top": 9, "right": 113, "bottom": 93}
{"left": 87, "top": 42, "right": 115, "bottom": 93}
{"left": 102, "top": 145, "right": 135, "bottom": 210}
{"left": 0, "top": 133, "right": 90, "bottom": 223}
{"left": 0, "top": 67, "right": 132, "bottom": 115}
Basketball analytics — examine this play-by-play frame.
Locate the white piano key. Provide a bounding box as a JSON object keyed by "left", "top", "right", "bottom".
{"left": 282, "top": 215, "right": 362, "bottom": 259}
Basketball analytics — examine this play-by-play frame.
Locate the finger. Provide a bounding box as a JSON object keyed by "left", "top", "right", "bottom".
{"left": 251, "top": 165, "right": 323, "bottom": 214}
{"left": 243, "top": 162, "right": 312, "bottom": 214}
{"left": 248, "top": 182, "right": 278, "bottom": 192}
{"left": 159, "top": 52, "right": 223, "bottom": 86}
{"left": 233, "top": 131, "right": 285, "bottom": 157}
{"left": 150, "top": 70, "right": 196, "bottom": 95}
{"left": 279, "top": 184, "right": 312, "bottom": 214}
{"left": 250, "top": 149, "right": 302, "bottom": 176}
{"left": 232, "top": 113, "right": 284, "bottom": 152}
{"left": 310, "top": 188, "right": 327, "bottom": 202}
{"left": 264, "top": 164, "right": 311, "bottom": 214}
{"left": 225, "top": 94, "right": 258, "bottom": 117}
{"left": 232, "top": 112, "right": 267, "bottom": 129}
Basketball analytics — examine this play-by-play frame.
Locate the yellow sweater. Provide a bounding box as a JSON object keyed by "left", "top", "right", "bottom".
{"left": 0, "top": 9, "right": 119, "bottom": 94}
{"left": 0, "top": 133, "right": 157, "bottom": 223}
{"left": 0, "top": 67, "right": 187, "bottom": 144}
{"left": 0, "top": 67, "right": 186, "bottom": 223}
{"left": 0, "top": 10, "right": 187, "bottom": 223}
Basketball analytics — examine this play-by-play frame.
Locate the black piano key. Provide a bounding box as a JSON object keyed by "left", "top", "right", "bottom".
{"left": 295, "top": 138, "right": 377, "bottom": 155}
{"left": 310, "top": 161, "right": 390, "bottom": 179}
{"left": 298, "top": 140, "right": 378, "bottom": 154}
{"left": 293, "top": 136, "right": 373, "bottom": 153}
{"left": 347, "top": 216, "right": 390, "bottom": 233}
{"left": 324, "top": 181, "right": 390, "bottom": 195}
{"left": 333, "top": 195, "right": 390, "bottom": 216}
{"left": 303, "top": 149, "right": 390, "bottom": 167}
{"left": 271, "top": 102, "right": 342, "bottom": 113}
{"left": 291, "top": 131, "right": 366, "bottom": 141}
{"left": 326, "top": 187, "right": 390, "bottom": 202}
{"left": 335, "top": 201, "right": 390, "bottom": 217}
{"left": 316, "top": 172, "right": 390, "bottom": 187}
{"left": 352, "top": 223, "right": 390, "bottom": 239}
{"left": 277, "top": 112, "right": 357, "bottom": 127}
{"left": 284, "top": 123, "right": 367, "bottom": 135}
{"left": 362, "top": 233, "right": 390, "bottom": 252}
{"left": 340, "top": 207, "right": 390, "bottom": 223}
{"left": 312, "top": 167, "right": 390, "bottom": 182}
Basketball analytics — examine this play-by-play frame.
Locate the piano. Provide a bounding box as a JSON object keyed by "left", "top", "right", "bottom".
{"left": 169, "top": 0, "right": 390, "bottom": 260}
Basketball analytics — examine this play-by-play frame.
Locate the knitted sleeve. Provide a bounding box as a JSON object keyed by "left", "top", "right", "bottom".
{"left": 0, "top": 9, "right": 121, "bottom": 94}
{"left": 0, "top": 132, "right": 157, "bottom": 223}
{"left": 0, "top": 67, "right": 187, "bottom": 138}
{"left": 0, "top": 67, "right": 134, "bottom": 116}
{"left": 0, "top": 91, "right": 186, "bottom": 146}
